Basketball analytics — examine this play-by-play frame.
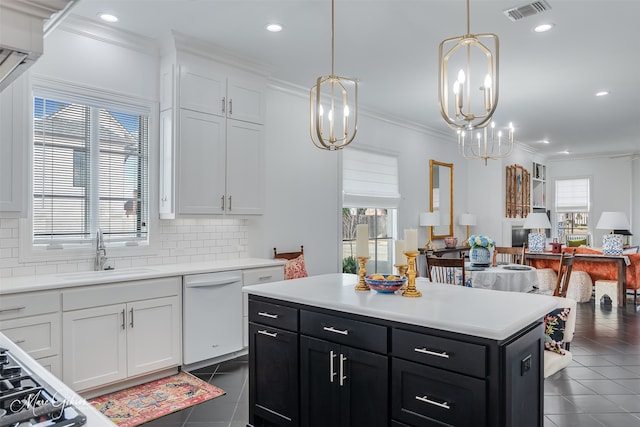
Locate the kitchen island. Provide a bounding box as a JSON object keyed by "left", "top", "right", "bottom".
{"left": 244, "top": 273, "right": 558, "bottom": 427}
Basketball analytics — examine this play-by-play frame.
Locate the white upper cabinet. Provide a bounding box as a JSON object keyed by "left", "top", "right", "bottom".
{"left": 158, "top": 46, "right": 267, "bottom": 218}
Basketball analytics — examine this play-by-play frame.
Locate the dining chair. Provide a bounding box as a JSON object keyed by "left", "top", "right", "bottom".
{"left": 494, "top": 244, "right": 526, "bottom": 265}
{"left": 553, "top": 250, "right": 575, "bottom": 297}
{"left": 426, "top": 256, "right": 466, "bottom": 285}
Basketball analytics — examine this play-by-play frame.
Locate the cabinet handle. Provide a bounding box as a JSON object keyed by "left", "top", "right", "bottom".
{"left": 13, "top": 339, "right": 26, "bottom": 344}
{"left": 221, "top": 195, "right": 225, "bottom": 211}
{"left": 416, "top": 395, "right": 451, "bottom": 410}
{"left": 221, "top": 97, "right": 226, "bottom": 113}
{"left": 323, "top": 326, "right": 349, "bottom": 336}
{"left": 121, "top": 309, "right": 126, "bottom": 330}
{"left": 329, "top": 350, "right": 337, "bottom": 383}
{"left": 258, "top": 275, "right": 273, "bottom": 281}
{"left": 258, "top": 312, "right": 279, "bottom": 319}
{"left": 130, "top": 307, "right": 134, "bottom": 328}
{"left": 414, "top": 347, "right": 450, "bottom": 359}
{"left": 0, "top": 306, "right": 26, "bottom": 314}
{"left": 228, "top": 195, "right": 232, "bottom": 211}
{"left": 257, "top": 330, "right": 277, "bottom": 338}
{"left": 228, "top": 98, "right": 233, "bottom": 115}
{"left": 339, "top": 353, "right": 347, "bottom": 386}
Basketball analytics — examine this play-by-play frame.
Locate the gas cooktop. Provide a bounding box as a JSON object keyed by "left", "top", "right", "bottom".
{"left": 0, "top": 347, "right": 87, "bottom": 427}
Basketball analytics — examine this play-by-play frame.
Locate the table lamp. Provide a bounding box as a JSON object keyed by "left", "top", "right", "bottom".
{"left": 522, "top": 212, "right": 551, "bottom": 252}
{"left": 596, "top": 212, "right": 630, "bottom": 255}
{"left": 459, "top": 213, "right": 477, "bottom": 246}
{"left": 419, "top": 212, "right": 440, "bottom": 250}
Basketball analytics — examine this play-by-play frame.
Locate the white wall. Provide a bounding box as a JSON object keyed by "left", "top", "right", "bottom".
{"left": 546, "top": 156, "right": 634, "bottom": 246}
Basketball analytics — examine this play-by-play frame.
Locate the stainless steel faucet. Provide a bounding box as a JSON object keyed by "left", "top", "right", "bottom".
{"left": 94, "top": 228, "right": 110, "bottom": 271}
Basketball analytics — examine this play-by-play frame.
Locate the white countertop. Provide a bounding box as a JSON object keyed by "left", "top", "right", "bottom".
{"left": 0, "top": 258, "right": 285, "bottom": 294}
{"left": 244, "top": 273, "right": 559, "bottom": 341}
{"left": 0, "top": 332, "right": 115, "bottom": 427}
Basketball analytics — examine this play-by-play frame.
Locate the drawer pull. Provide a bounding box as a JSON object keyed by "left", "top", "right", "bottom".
{"left": 414, "top": 347, "right": 450, "bottom": 359}
{"left": 416, "top": 395, "right": 451, "bottom": 410}
{"left": 0, "top": 306, "right": 26, "bottom": 314}
{"left": 323, "top": 326, "right": 349, "bottom": 336}
{"left": 13, "top": 339, "right": 26, "bottom": 344}
{"left": 258, "top": 312, "right": 279, "bottom": 319}
{"left": 258, "top": 330, "right": 278, "bottom": 338}
{"left": 329, "top": 350, "right": 337, "bottom": 382}
{"left": 258, "top": 275, "right": 273, "bottom": 281}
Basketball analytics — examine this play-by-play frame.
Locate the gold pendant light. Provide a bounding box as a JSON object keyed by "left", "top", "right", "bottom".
{"left": 310, "top": 0, "right": 358, "bottom": 150}
{"left": 438, "top": 0, "right": 499, "bottom": 131}
{"left": 457, "top": 121, "right": 514, "bottom": 165}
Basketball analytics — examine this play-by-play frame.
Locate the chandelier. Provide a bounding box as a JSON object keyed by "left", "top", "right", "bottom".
{"left": 457, "top": 121, "right": 514, "bottom": 165}
{"left": 438, "top": 0, "right": 499, "bottom": 131}
{"left": 310, "top": 0, "right": 358, "bottom": 150}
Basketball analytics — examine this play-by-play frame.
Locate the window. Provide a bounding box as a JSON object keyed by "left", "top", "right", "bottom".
{"left": 342, "top": 149, "right": 400, "bottom": 274}
{"left": 555, "top": 177, "right": 590, "bottom": 239}
{"left": 32, "top": 93, "right": 149, "bottom": 249}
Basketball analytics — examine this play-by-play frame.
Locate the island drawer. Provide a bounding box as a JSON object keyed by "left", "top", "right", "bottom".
{"left": 249, "top": 299, "right": 298, "bottom": 332}
{"left": 392, "top": 328, "right": 486, "bottom": 378}
{"left": 300, "top": 310, "right": 388, "bottom": 354}
{"left": 392, "top": 358, "right": 486, "bottom": 427}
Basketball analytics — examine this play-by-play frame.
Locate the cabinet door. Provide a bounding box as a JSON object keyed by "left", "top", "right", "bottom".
{"left": 179, "top": 65, "right": 225, "bottom": 116}
{"left": 159, "top": 109, "right": 175, "bottom": 219}
{"left": 249, "top": 323, "right": 299, "bottom": 427}
{"left": 227, "top": 77, "right": 265, "bottom": 124}
{"left": 340, "top": 345, "right": 388, "bottom": 427}
{"left": 226, "top": 120, "right": 264, "bottom": 215}
{"left": 0, "top": 313, "right": 60, "bottom": 360}
{"left": 300, "top": 336, "right": 341, "bottom": 427}
{"left": 62, "top": 304, "right": 127, "bottom": 391}
{"left": 177, "top": 109, "right": 226, "bottom": 215}
{"left": 127, "top": 296, "right": 181, "bottom": 377}
{"left": 0, "top": 75, "right": 26, "bottom": 214}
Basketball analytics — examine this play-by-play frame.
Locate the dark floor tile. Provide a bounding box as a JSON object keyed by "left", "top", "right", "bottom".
{"left": 545, "top": 379, "right": 597, "bottom": 396}
{"left": 545, "top": 413, "right": 606, "bottom": 427}
{"left": 188, "top": 399, "right": 240, "bottom": 423}
{"left": 565, "top": 394, "right": 627, "bottom": 413}
{"left": 613, "top": 379, "right": 640, "bottom": 394}
{"left": 588, "top": 366, "right": 640, "bottom": 379}
{"left": 544, "top": 395, "right": 582, "bottom": 414}
{"left": 588, "top": 412, "right": 640, "bottom": 426}
{"left": 603, "top": 395, "right": 640, "bottom": 412}
{"left": 577, "top": 379, "right": 638, "bottom": 395}
{"left": 564, "top": 366, "right": 608, "bottom": 380}
{"left": 571, "top": 355, "right": 618, "bottom": 367}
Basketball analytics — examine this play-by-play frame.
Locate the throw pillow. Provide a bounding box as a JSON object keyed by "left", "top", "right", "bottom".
{"left": 623, "top": 246, "right": 639, "bottom": 255}
{"left": 567, "top": 238, "right": 587, "bottom": 247}
{"left": 276, "top": 254, "right": 308, "bottom": 280}
{"left": 544, "top": 307, "right": 571, "bottom": 355}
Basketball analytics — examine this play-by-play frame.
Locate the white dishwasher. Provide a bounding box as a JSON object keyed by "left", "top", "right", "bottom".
{"left": 183, "top": 270, "right": 243, "bottom": 365}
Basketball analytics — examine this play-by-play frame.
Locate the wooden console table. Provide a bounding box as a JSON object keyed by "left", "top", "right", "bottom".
{"left": 526, "top": 252, "right": 628, "bottom": 308}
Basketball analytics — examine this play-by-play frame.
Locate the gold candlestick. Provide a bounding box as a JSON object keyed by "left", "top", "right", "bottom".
{"left": 395, "top": 264, "right": 408, "bottom": 290}
{"left": 402, "top": 251, "right": 422, "bottom": 297}
{"left": 355, "top": 256, "right": 370, "bottom": 291}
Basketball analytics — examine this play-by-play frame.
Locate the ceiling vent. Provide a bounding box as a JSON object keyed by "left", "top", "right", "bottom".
{"left": 503, "top": 0, "right": 551, "bottom": 21}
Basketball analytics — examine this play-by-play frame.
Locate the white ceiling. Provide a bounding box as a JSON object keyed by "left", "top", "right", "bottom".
{"left": 64, "top": 0, "right": 640, "bottom": 160}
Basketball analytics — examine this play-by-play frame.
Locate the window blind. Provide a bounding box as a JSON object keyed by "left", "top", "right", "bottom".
{"left": 33, "top": 96, "right": 149, "bottom": 246}
{"left": 343, "top": 149, "right": 400, "bottom": 208}
{"left": 555, "top": 178, "right": 590, "bottom": 212}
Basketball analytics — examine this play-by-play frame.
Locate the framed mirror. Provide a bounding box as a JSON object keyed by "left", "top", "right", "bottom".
{"left": 429, "top": 160, "right": 454, "bottom": 239}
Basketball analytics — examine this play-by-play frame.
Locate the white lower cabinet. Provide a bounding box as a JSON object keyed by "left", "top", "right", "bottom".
{"left": 62, "top": 277, "right": 181, "bottom": 392}
{"left": 242, "top": 266, "right": 285, "bottom": 347}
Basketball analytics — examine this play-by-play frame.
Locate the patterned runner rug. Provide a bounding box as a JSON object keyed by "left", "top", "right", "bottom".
{"left": 89, "top": 371, "right": 225, "bottom": 427}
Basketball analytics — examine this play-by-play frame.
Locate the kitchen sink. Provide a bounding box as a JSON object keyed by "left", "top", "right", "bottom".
{"left": 58, "top": 267, "right": 158, "bottom": 281}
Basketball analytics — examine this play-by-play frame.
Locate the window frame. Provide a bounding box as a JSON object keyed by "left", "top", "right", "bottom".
{"left": 554, "top": 176, "right": 592, "bottom": 240}
{"left": 20, "top": 77, "right": 160, "bottom": 263}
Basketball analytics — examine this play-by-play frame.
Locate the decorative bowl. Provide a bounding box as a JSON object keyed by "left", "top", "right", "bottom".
{"left": 364, "top": 274, "right": 407, "bottom": 293}
{"left": 444, "top": 237, "right": 458, "bottom": 248}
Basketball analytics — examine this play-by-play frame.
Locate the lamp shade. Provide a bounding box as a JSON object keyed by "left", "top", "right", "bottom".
{"left": 419, "top": 212, "right": 440, "bottom": 227}
{"left": 522, "top": 212, "right": 551, "bottom": 230}
{"left": 596, "top": 212, "right": 630, "bottom": 230}
{"left": 459, "top": 213, "right": 477, "bottom": 226}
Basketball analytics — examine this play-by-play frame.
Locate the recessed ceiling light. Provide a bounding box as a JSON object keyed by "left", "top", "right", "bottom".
{"left": 559, "top": 150, "right": 570, "bottom": 155}
{"left": 98, "top": 13, "right": 118, "bottom": 23}
{"left": 533, "top": 23, "right": 554, "bottom": 33}
{"left": 539, "top": 139, "right": 550, "bottom": 144}
{"left": 595, "top": 91, "right": 610, "bottom": 97}
{"left": 266, "top": 24, "right": 283, "bottom": 32}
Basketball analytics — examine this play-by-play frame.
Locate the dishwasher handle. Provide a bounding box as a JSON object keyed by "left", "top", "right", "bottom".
{"left": 184, "top": 272, "right": 242, "bottom": 288}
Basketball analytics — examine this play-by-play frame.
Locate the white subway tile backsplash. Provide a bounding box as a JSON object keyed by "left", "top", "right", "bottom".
{"left": 0, "top": 217, "right": 248, "bottom": 278}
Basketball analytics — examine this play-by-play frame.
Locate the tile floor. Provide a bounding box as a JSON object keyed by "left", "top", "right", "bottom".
{"left": 145, "top": 297, "right": 640, "bottom": 427}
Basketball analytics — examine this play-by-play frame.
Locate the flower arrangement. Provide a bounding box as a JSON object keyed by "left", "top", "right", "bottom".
{"left": 468, "top": 234, "right": 494, "bottom": 249}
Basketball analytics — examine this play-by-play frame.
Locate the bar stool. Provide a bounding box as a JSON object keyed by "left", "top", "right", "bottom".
{"left": 566, "top": 271, "right": 593, "bottom": 302}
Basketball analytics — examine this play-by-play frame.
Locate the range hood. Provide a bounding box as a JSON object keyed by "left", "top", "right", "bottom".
{"left": 0, "top": 0, "right": 75, "bottom": 93}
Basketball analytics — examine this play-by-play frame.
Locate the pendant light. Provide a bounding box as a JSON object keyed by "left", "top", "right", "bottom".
{"left": 310, "top": 0, "right": 358, "bottom": 150}
{"left": 457, "top": 120, "right": 514, "bottom": 165}
{"left": 438, "top": 0, "right": 499, "bottom": 131}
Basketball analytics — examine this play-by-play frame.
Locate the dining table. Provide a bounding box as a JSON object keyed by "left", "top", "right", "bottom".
{"left": 467, "top": 263, "right": 538, "bottom": 293}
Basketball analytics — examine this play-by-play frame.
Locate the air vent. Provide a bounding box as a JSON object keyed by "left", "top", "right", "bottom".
{"left": 503, "top": 0, "right": 551, "bottom": 21}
